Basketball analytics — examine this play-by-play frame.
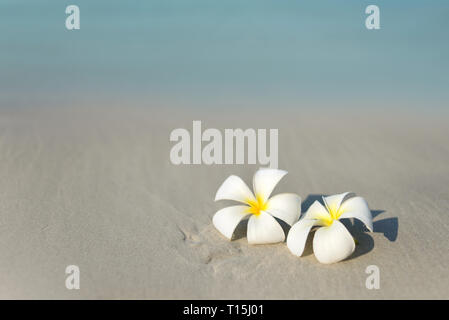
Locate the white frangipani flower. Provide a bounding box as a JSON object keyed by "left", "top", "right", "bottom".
{"left": 213, "top": 168, "right": 301, "bottom": 244}
{"left": 287, "top": 192, "right": 373, "bottom": 264}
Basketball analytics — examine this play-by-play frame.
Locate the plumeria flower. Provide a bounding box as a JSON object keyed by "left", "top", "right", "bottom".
{"left": 287, "top": 192, "right": 373, "bottom": 264}
{"left": 213, "top": 168, "right": 301, "bottom": 244}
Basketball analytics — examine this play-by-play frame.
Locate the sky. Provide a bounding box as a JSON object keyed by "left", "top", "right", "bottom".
{"left": 0, "top": 0, "right": 448, "bottom": 109}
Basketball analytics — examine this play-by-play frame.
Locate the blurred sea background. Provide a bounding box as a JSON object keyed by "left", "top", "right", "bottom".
{"left": 0, "top": 0, "right": 448, "bottom": 110}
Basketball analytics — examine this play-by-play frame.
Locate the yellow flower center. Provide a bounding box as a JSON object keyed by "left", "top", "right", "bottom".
{"left": 321, "top": 215, "right": 334, "bottom": 226}
{"left": 330, "top": 204, "right": 344, "bottom": 220}
{"left": 246, "top": 194, "right": 268, "bottom": 216}
{"left": 321, "top": 204, "right": 342, "bottom": 226}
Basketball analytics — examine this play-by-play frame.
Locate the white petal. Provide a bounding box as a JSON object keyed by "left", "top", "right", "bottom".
{"left": 286, "top": 219, "right": 318, "bottom": 257}
{"left": 266, "top": 193, "right": 301, "bottom": 226}
{"left": 213, "top": 206, "right": 251, "bottom": 239}
{"left": 323, "top": 192, "right": 355, "bottom": 217}
{"left": 247, "top": 211, "right": 285, "bottom": 244}
{"left": 313, "top": 220, "right": 355, "bottom": 264}
{"left": 215, "top": 175, "right": 256, "bottom": 203}
{"left": 338, "top": 197, "right": 373, "bottom": 231}
{"left": 252, "top": 168, "right": 287, "bottom": 203}
{"left": 303, "top": 200, "right": 332, "bottom": 225}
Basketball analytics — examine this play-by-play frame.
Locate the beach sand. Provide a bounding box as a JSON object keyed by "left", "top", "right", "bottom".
{"left": 0, "top": 104, "right": 448, "bottom": 299}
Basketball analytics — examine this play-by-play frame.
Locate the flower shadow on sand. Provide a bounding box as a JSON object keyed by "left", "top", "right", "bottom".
{"left": 300, "top": 194, "right": 398, "bottom": 261}
{"left": 230, "top": 194, "right": 398, "bottom": 261}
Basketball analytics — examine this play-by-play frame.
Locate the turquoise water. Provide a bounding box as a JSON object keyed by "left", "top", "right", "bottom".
{"left": 1, "top": 0, "right": 448, "bottom": 108}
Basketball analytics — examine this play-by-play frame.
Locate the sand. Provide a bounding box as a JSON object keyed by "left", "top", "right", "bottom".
{"left": 0, "top": 104, "right": 448, "bottom": 299}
